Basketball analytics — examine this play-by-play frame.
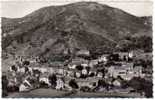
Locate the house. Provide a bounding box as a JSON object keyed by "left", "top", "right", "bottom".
{"left": 89, "top": 59, "right": 98, "bottom": 68}
{"left": 19, "top": 79, "right": 32, "bottom": 92}
{"left": 19, "top": 76, "right": 34, "bottom": 92}
{"left": 108, "top": 64, "right": 127, "bottom": 78}
{"left": 19, "top": 83, "right": 31, "bottom": 92}
{"left": 57, "top": 69, "right": 64, "bottom": 75}
{"left": 81, "top": 63, "right": 88, "bottom": 67}
{"left": 75, "top": 72, "right": 81, "bottom": 78}
{"left": 18, "top": 67, "right": 26, "bottom": 73}
{"left": 39, "top": 68, "right": 48, "bottom": 73}
{"left": 98, "top": 54, "right": 109, "bottom": 63}
{"left": 97, "top": 72, "right": 103, "bottom": 78}
{"left": 28, "top": 67, "right": 33, "bottom": 74}
{"left": 3, "top": 33, "right": 7, "bottom": 37}
{"left": 82, "top": 68, "right": 88, "bottom": 75}
{"left": 66, "top": 71, "right": 74, "bottom": 77}
{"left": 129, "top": 49, "right": 144, "bottom": 59}
{"left": 39, "top": 74, "right": 51, "bottom": 86}
{"left": 76, "top": 50, "right": 90, "bottom": 57}
{"left": 108, "top": 63, "right": 143, "bottom": 80}
{"left": 128, "top": 51, "right": 134, "bottom": 59}
{"left": 116, "top": 52, "right": 128, "bottom": 61}
{"left": 56, "top": 78, "right": 65, "bottom": 90}
{"left": 68, "top": 64, "right": 76, "bottom": 69}
{"left": 71, "top": 57, "right": 89, "bottom": 65}
{"left": 48, "top": 68, "right": 54, "bottom": 74}
{"left": 133, "top": 66, "right": 145, "bottom": 78}
{"left": 18, "top": 66, "right": 30, "bottom": 74}
{"left": 112, "top": 79, "right": 122, "bottom": 87}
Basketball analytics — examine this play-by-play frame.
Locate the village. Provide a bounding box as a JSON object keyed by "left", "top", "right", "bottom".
{"left": 2, "top": 49, "right": 153, "bottom": 97}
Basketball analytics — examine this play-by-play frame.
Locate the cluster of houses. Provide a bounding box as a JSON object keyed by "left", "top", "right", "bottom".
{"left": 2, "top": 49, "right": 151, "bottom": 97}
{"left": 107, "top": 63, "right": 144, "bottom": 80}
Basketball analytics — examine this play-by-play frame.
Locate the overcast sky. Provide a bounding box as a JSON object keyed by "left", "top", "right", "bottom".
{"left": 1, "top": 0, "right": 153, "bottom": 18}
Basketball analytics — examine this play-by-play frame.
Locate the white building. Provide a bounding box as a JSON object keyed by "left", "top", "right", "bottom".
{"left": 108, "top": 63, "right": 143, "bottom": 80}
{"left": 76, "top": 50, "right": 90, "bottom": 56}
{"left": 128, "top": 51, "right": 134, "bottom": 59}
{"left": 97, "top": 72, "right": 103, "bottom": 78}
{"left": 18, "top": 67, "right": 26, "bottom": 73}
{"left": 39, "top": 75, "right": 51, "bottom": 86}
{"left": 98, "top": 54, "right": 109, "bottom": 63}
{"left": 56, "top": 78, "right": 64, "bottom": 90}
{"left": 89, "top": 60, "right": 98, "bottom": 68}
{"left": 81, "top": 63, "right": 88, "bottom": 67}
{"left": 19, "top": 83, "right": 31, "bottom": 92}
{"left": 113, "top": 79, "right": 122, "bottom": 87}
{"left": 82, "top": 68, "right": 88, "bottom": 75}
{"left": 19, "top": 78, "right": 33, "bottom": 92}
{"left": 75, "top": 72, "right": 81, "bottom": 78}
{"left": 68, "top": 64, "right": 76, "bottom": 69}
{"left": 39, "top": 68, "right": 48, "bottom": 73}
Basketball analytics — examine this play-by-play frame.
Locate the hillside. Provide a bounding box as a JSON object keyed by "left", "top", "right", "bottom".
{"left": 2, "top": 2, "right": 152, "bottom": 59}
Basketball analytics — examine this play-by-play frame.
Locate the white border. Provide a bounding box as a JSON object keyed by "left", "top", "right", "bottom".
{"left": 0, "top": 0, "right": 154, "bottom": 100}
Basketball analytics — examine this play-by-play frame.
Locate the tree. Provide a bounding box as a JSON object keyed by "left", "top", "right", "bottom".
{"left": 76, "top": 65, "right": 83, "bottom": 71}
{"left": 48, "top": 74, "right": 57, "bottom": 88}
{"left": 2, "top": 75, "right": 8, "bottom": 97}
{"left": 69, "top": 79, "right": 79, "bottom": 89}
{"left": 128, "top": 77, "right": 153, "bottom": 98}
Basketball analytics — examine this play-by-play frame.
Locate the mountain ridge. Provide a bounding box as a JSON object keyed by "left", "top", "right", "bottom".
{"left": 2, "top": 2, "right": 152, "bottom": 59}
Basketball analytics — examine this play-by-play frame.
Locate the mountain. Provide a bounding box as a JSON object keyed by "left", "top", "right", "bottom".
{"left": 2, "top": 2, "right": 152, "bottom": 59}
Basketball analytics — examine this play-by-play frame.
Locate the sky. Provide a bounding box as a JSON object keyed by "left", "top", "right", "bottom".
{"left": 1, "top": 0, "right": 153, "bottom": 18}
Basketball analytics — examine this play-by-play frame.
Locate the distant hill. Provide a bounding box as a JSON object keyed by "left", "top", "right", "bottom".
{"left": 2, "top": 2, "right": 152, "bottom": 59}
